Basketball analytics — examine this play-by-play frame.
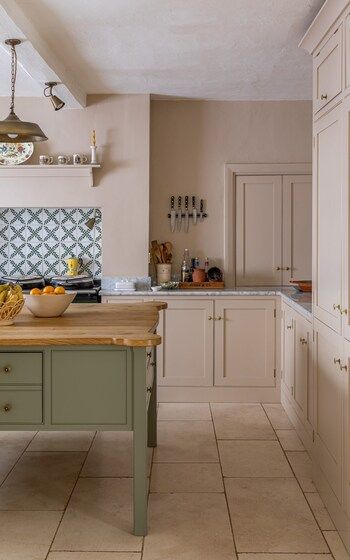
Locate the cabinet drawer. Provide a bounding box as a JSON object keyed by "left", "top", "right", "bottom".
{"left": 0, "top": 388, "right": 42, "bottom": 424}
{"left": 0, "top": 353, "right": 42, "bottom": 385}
{"left": 314, "top": 27, "right": 342, "bottom": 113}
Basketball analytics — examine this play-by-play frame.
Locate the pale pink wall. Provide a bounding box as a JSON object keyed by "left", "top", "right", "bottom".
{"left": 0, "top": 94, "right": 150, "bottom": 277}
{"left": 150, "top": 100, "right": 312, "bottom": 274}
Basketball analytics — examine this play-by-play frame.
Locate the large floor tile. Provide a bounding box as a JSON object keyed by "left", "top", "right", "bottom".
{"left": 0, "top": 510, "right": 61, "bottom": 560}
{"left": 219, "top": 440, "right": 293, "bottom": 477}
{"left": 143, "top": 492, "right": 236, "bottom": 560}
{"left": 153, "top": 421, "right": 218, "bottom": 463}
{"left": 158, "top": 402, "right": 211, "bottom": 420}
{"left": 28, "top": 431, "right": 95, "bottom": 452}
{"left": 0, "top": 451, "right": 85, "bottom": 510}
{"left": 276, "top": 430, "right": 305, "bottom": 451}
{"left": 0, "top": 432, "right": 36, "bottom": 483}
{"left": 262, "top": 404, "right": 293, "bottom": 429}
{"left": 81, "top": 432, "right": 152, "bottom": 477}
{"left": 286, "top": 451, "right": 316, "bottom": 492}
{"left": 323, "top": 531, "right": 350, "bottom": 559}
{"left": 150, "top": 463, "right": 223, "bottom": 493}
{"left": 225, "top": 477, "right": 328, "bottom": 553}
{"left": 211, "top": 403, "right": 276, "bottom": 440}
{"left": 305, "top": 492, "right": 335, "bottom": 530}
{"left": 48, "top": 554, "right": 141, "bottom": 560}
{"left": 238, "top": 555, "right": 332, "bottom": 559}
{"left": 52, "top": 478, "right": 142, "bottom": 552}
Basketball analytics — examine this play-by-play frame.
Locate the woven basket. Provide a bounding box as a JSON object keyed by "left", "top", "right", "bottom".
{"left": 0, "top": 298, "right": 24, "bottom": 326}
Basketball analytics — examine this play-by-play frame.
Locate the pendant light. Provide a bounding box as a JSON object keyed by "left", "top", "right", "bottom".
{"left": 0, "top": 39, "right": 48, "bottom": 142}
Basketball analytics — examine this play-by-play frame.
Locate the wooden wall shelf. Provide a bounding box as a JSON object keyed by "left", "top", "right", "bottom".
{"left": 0, "top": 164, "right": 101, "bottom": 188}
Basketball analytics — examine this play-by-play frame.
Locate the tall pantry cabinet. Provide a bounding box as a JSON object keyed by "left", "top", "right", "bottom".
{"left": 301, "top": 2, "right": 350, "bottom": 551}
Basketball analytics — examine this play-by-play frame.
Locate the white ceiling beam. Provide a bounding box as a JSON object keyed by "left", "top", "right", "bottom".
{"left": 0, "top": 0, "right": 86, "bottom": 108}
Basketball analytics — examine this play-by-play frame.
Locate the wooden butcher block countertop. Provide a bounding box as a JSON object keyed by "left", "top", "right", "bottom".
{"left": 0, "top": 302, "right": 167, "bottom": 347}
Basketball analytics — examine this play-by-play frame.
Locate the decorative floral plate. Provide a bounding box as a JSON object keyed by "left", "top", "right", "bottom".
{"left": 0, "top": 142, "right": 34, "bottom": 165}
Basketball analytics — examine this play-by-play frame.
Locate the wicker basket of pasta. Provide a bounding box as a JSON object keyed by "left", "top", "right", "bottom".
{"left": 0, "top": 284, "right": 24, "bottom": 326}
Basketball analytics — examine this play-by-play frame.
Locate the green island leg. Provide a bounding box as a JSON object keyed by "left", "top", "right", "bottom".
{"left": 132, "top": 347, "right": 148, "bottom": 536}
{"left": 147, "top": 359, "right": 157, "bottom": 448}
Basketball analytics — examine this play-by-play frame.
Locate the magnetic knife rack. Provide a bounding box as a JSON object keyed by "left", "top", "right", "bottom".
{"left": 167, "top": 195, "right": 208, "bottom": 219}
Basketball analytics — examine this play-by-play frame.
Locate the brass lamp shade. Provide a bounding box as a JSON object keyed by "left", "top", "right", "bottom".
{"left": 0, "top": 111, "right": 48, "bottom": 143}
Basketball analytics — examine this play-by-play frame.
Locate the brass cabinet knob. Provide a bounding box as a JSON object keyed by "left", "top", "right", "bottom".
{"left": 216, "top": 316, "right": 222, "bottom": 321}
{"left": 340, "top": 363, "right": 348, "bottom": 372}
{"left": 146, "top": 351, "right": 152, "bottom": 358}
{"left": 3, "top": 366, "right": 11, "bottom": 373}
{"left": 150, "top": 361, "right": 156, "bottom": 367}
{"left": 287, "top": 324, "right": 293, "bottom": 330}
{"left": 334, "top": 358, "right": 341, "bottom": 365}
{"left": 146, "top": 386, "right": 152, "bottom": 393}
{"left": 276, "top": 266, "right": 281, "bottom": 271}
{"left": 321, "top": 93, "right": 328, "bottom": 100}
{"left": 208, "top": 316, "right": 213, "bottom": 320}
{"left": 341, "top": 308, "right": 348, "bottom": 315}
{"left": 300, "top": 338, "right": 307, "bottom": 345}
{"left": 333, "top": 303, "right": 341, "bottom": 312}
{"left": 3, "top": 404, "right": 11, "bottom": 412}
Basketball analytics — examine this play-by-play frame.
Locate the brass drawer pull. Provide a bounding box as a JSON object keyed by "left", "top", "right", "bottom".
{"left": 150, "top": 361, "right": 156, "bottom": 367}
{"left": 321, "top": 93, "right": 328, "bottom": 100}
{"left": 147, "top": 386, "right": 152, "bottom": 393}
{"left": 334, "top": 358, "right": 341, "bottom": 365}
{"left": 333, "top": 303, "right": 341, "bottom": 312}
{"left": 342, "top": 308, "right": 348, "bottom": 315}
{"left": 146, "top": 351, "right": 152, "bottom": 358}
{"left": 300, "top": 338, "right": 307, "bottom": 345}
{"left": 276, "top": 266, "right": 281, "bottom": 271}
{"left": 2, "top": 365, "right": 11, "bottom": 373}
{"left": 3, "top": 403, "right": 11, "bottom": 412}
{"left": 208, "top": 316, "right": 213, "bottom": 320}
{"left": 340, "top": 363, "right": 348, "bottom": 372}
{"left": 287, "top": 325, "right": 293, "bottom": 330}
{"left": 216, "top": 316, "right": 222, "bottom": 321}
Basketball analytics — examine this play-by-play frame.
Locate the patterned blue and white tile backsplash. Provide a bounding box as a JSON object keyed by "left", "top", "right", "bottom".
{"left": 0, "top": 208, "right": 102, "bottom": 278}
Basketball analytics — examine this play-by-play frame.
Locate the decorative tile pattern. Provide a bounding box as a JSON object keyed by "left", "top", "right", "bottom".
{"left": 0, "top": 208, "right": 102, "bottom": 278}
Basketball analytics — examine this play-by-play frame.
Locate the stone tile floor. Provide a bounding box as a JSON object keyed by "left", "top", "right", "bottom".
{"left": 0, "top": 402, "right": 349, "bottom": 560}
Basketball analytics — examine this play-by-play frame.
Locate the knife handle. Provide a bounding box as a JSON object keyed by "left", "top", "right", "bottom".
{"left": 171, "top": 196, "right": 175, "bottom": 210}
{"left": 185, "top": 196, "right": 188, "bottom": 209}
{"left": 200, "top": 199, "right": 204, "bottom": 212}
{"left": 192, "top": 195, "right": 196, "bottom": 208}
{"left": 178, "top": 195, "right": 182, "bottom": 208}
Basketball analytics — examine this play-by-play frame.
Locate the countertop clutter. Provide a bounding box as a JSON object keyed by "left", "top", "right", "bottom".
{"left": 0, "top": 302, "right": 167, "bottom": 347}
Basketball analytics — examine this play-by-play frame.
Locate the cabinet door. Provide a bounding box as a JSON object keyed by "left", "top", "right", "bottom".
{"left": 214, "top": 299, "right": 275, "bottom": 387}
{"left": 294, "top": 316, "right": 313, "bottom": 427}
{"left": 282, "top": 307, "right": 295, "bottom": 396}
{"left": 313, "top": 107, "right": 342, "bottom": 333}
{"left": 342, "top": 96, "right": 350, "bottom": 341}
{"left": 314, "top": 319, "right": 343, "bottom": 504}
{"left": 282, "top": 175, "right": 312, "bottom": 285}
{"left": 156, "top": 299, "right": 214, "bottom": 386}
{"left": 313, "top": 26, "right": 342, "bottom": 114}
{"left": 236, "top": 175, "right": 282, "bottom": 286}
{"left": 342, "top": 338, "right": 350, "bottom": 518}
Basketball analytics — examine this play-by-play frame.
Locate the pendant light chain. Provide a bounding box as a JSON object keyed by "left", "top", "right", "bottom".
{"left": 9, "top": 43, "right": 17, "bottom": 115}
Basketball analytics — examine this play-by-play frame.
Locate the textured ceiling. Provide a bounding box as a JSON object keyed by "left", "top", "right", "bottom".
{"left": 0, "top": 0, "right": 324, "bottom": 100}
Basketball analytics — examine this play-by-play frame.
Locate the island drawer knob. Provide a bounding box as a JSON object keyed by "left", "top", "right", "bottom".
{"left": 147, "top": 386, "right": 152, "bottom": 393}
{"left": 3, "top": 404, "right": 11, "bottom": 412}
{"left": 3, "top": 366, "right": 11, "bottom": 373}
{"left": 146, "top": 351, "right": 152, "bottom": 358}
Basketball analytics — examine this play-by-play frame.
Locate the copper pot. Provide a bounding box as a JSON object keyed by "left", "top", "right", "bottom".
{"left": 192, "top": 268, "right": 206, "bottom": 282}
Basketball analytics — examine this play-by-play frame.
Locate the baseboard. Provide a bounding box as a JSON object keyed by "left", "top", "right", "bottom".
{"left": 281, "top": 387, "right": 313, "bottom": 453}
{"left": 158, "top": 384, "right": 281, "bottom": 402}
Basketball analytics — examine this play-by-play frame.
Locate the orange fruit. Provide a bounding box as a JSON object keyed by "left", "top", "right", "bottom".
{"left": 30, "top": 288, "right": 42, "bottom": 295}
{"left": 42, "top": 292, "right": 54, "bottom": 295}
{"left": 43, "top": 285, "right": 55, "bottom": 294}
{"left": 54, "top": 286, "right": 66, "bottom": 295}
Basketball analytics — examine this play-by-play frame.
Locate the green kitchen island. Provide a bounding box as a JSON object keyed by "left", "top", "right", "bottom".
{"left": 0, "top": 302, "right": 166, "bottom": 536}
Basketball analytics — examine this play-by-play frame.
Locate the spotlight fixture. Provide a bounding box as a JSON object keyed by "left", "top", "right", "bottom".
{"left": 85, "top": 209, "right": 97, "bottom": 230}
{"left": 44, "top": 82, "right": 65, "bottom": 111}
{"left": 0, "top": 39, "right": 48, "bottom": 142}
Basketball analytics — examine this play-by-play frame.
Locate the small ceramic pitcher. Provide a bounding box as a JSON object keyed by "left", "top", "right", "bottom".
{"left": 157, "top": 263, "right": 171, "bottom": 284}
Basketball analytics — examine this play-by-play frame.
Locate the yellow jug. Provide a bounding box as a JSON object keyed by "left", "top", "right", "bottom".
{"left": 65, "top": 256, "right": 82, "bottom": 276}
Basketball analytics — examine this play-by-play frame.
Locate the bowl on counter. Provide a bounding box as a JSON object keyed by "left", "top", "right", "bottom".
{"left": 289, "top": 280, "right": 312, "bottom": 293}
{"left": 25, "top": 291, "right": 77, "bottom": 318}
{"left": 151, "top": 286, "right": 162, "bottom": 292}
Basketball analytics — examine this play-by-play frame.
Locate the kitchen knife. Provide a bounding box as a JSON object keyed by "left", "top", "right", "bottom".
{"left": 170, "top": 196, "right": 176, "bottom": 232}
{"left": 184, "top": 196, "right": 189, "bottom": 232}
{"left": 199, "top": 199, "right": 204, "bottom": 221}
{"left": 177, "top": 195, "right": 182, "bottom": 231}
{"left": 192, "top": 195, "right": 197, "bottom": 225}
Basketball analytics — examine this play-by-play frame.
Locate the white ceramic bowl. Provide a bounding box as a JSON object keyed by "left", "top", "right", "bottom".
{"left": 24, "top": 291, "right": 77, "bottom": 318}
{"left": 151, "top": 286, "right": 162, "bottom": 292}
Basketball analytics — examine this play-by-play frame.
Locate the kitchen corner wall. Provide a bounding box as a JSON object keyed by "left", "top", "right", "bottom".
{"left": 150, "top": 100, "right": 312, "bottom": 273}
{"left": 0, "top": 94, "right": 150, "bottom": 277}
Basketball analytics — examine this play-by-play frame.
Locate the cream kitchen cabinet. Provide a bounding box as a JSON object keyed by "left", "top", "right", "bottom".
{"left": 156, "top": 299, "right": 214, "bottom": 387}
{"left": 281, "top": 302, "right": 313, "bottom": 439}
{"left": 313, "top": 319, "right": 344, "bottom": 505}
{"left": 313, "top": 25, "right": 342, "bottom": 114}
{"left": 235, "top": 174, "right": 311, "bottom": 286}
{"left": 313, "top": 105, "right": 343, "bottom": 334}
{"left": 214, "top": 299, "right": 275, "bottom": 387}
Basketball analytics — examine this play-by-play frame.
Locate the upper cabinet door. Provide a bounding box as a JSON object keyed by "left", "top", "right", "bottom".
{"left": 313, "top": 107, "right": 342, "bottom": 334}
{"left": 282, "top": 175, "right": 312, "bottom": 285}
{"left": 313, "top": 26, "right": 342, "bottom": 114}
{"left": 236, "top": 175, "right": 282, "bottom": 286}
{"left": 342, "top": 96, "right": 350, "bottom": 342}
{"left": 345, "top": 15, "right": 350, "bottom": 93}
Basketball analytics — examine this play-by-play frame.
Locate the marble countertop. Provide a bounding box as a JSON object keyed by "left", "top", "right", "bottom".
{"left": 100, "top": 286, "right": 312, "bottom": 320}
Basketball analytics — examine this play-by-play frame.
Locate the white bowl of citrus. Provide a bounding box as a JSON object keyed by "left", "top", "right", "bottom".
{"left": 25, "top": 286, "right": 77, "bottom": 318}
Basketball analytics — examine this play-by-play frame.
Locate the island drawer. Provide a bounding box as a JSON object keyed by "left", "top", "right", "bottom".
{"left": 0, "top": 388, "right": 42, "bottom": 424}
{"left": 0, "top": 353, "right": 42, "bottom": 385}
